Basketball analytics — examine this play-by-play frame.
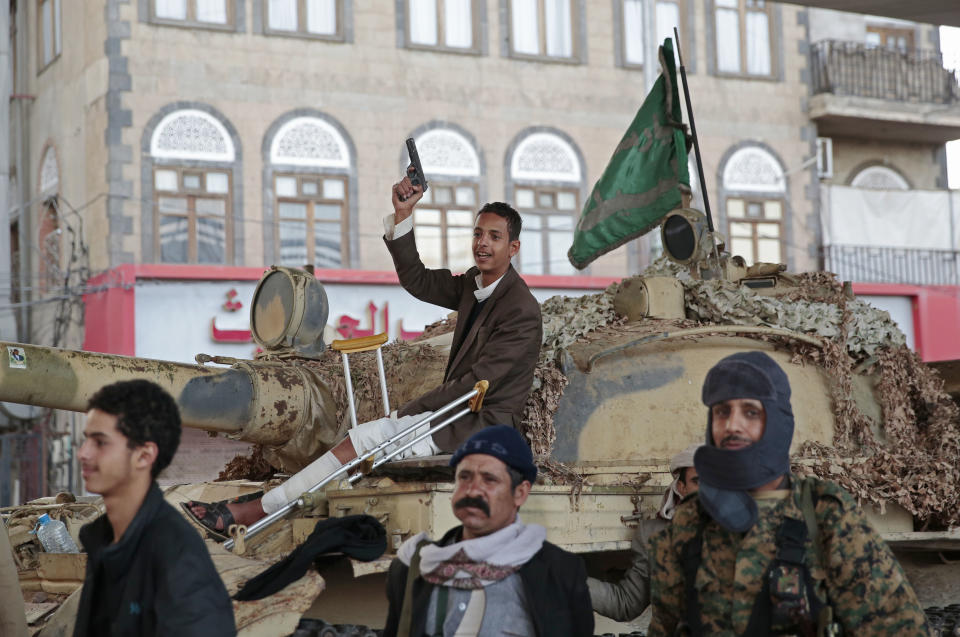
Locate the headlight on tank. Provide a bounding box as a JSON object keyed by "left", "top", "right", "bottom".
{"left": 250, "top": 266, "right": 329, "bottom": 358}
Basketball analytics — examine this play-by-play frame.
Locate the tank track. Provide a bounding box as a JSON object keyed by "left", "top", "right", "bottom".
{"left": 290, "top": 619, "right": 381, "bottom": 637}
{"left": 926, "top": 605, "right": 960, "bottom": 636}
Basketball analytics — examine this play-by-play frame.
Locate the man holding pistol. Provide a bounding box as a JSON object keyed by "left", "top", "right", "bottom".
{"left": 186, "top": 163, "right": 542, "bottom": 537}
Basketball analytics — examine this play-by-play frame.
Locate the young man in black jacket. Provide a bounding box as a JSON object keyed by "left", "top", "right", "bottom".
{"left": 73, "top": 380, "right": 235, "bottom": 637}
{"left": 384, "top": 425, "right": 593, "bottom": 637}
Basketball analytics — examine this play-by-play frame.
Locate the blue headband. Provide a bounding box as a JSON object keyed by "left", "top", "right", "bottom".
{"left": 449, "top": 425, "right": 537, "bottom": 484}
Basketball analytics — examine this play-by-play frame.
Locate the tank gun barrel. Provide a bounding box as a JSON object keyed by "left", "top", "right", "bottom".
{"left": 0, "top": 342, "right": 332, "bottom": 459}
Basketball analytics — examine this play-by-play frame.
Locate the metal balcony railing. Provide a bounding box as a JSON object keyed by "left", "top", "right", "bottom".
{"left": 811, "top": 40, "right": 960, "bottom": 104}
{"left": 824, "top": 245, "right": 960, "bottom": 286}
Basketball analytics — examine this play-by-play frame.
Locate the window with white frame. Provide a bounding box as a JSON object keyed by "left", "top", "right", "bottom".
{"left": 722, "top": 146, "right": 786, "bottom": 265}
{"left": 715, "top": 0, "right": 773, "bottom": 77}
{"left": 407, "top": 0, "right": 478, "bottom": 51}
{"left": 37, "top": 202, "right": 61, "bottom": 294}
{"left": 38, "top": 0, "right": 61, "bottom": 70}
{"left": 269, "top": 116, "right": 352, "bottom": 268}
{"left": 509, "top": 132, "right": 582, "bottom": 275}
{"left": 850, "top": 165, "right": 910, "bottom": 190}
{"left": 150, "top": 109, "right": 236, "bottom": 264}
{"left": 37, "top": 146, "right": 61, "bottom": 294}
{"left": 620, "top": 0, "right": 682, "bottom": 68}
{"left": 152, "top": 0, "right": 232, "bottom": 28}
{"left": 409, "top": 128, "right": 481, "bottom": 271}
{"left": 265, "top": 0, "right": 342, "bottom": 38}
{"left": 274, "top": 174, "right": 348, "bottom": 267}
{"left": 510, "top": 0, "right": 575, "bottom": 60}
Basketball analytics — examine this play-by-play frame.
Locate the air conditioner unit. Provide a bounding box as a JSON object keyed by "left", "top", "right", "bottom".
{"left": 816, "top": 137, "right": 833, "bottom": 179}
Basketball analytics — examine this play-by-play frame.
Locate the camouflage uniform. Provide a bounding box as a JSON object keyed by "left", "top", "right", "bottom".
{"left": 648, "top": 475, "right": 929, "bottom": 636}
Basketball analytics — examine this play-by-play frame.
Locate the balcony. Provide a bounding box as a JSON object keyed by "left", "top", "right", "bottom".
{"left": 824, "top": 245, "right": 960, "bottom": 286}
{"left": 809, "top": 40, "right": 960, "bottom": 144}
{"left": 820, "top": 184, "right": 960, "bottom": 286}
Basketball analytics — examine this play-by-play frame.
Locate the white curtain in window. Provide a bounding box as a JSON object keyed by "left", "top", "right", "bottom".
{"left": 544, "top": 0, "right": 572, "bottom": 57}
{"left": 622, "top": 0, "right": 643, "bottom": 65}
{"left": 655, "top": 1, "right": 678, "bottom": 56}
{"left": 519, "top": 215, "right": 543, "bottom": 274}
{"left": 444, "top": 0, "right": 472, "bottom": 48}
{"left": 410, "top": 0, "right": 439, "bottom": 45}
{"left": 745, "top": 11, "right": 771, "bottom": 75}
{"left": 155, "top": 0, "right": 187, "bottom": 20}
{"left": 41, "top": 0, "right": 53, "bottom": 64}
{"left": 715, "top": 6, "right": 740, "bottom": 72}
{"left": 307, "top": 0, "right": 337, "bottom": 34}
{"left": 511, "top": 0, "right": 539, "bottom": 55}
{"left": 269, "top": 0, "right": 298, "bottom": 30}
{"left": 196, "top": 0, "right": 228, "bottom": 24}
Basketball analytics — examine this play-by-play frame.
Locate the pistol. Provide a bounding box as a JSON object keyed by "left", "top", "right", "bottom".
{"left": 402, "top": 138, "right": 428, "bottom": 200}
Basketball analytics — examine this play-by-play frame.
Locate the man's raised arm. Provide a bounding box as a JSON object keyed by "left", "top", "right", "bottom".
{"left": 384, "top": 176, "right": 465, "bottom": 310}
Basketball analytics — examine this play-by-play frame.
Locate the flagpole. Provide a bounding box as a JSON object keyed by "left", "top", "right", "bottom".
{"left": 673, "top": 27, "right": 715, "bottom": 235}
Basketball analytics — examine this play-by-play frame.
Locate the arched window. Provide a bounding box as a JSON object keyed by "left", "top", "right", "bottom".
{"left": 149, "top": 108, "right": 237, "bottom": 264}
{"left": 408, "top": 125, "right": 482, "bottom": 272}
{"left": 721, "top": 145, "right": 786, "bottom": 265}
{"left": 37, "top": 145, "right": 61, "bottom": 293}
{"left": 39, "top": 146, "right": 59, "bottom": 195}
{"left": 507, "top": 130, "right": 583, "bottom": 275}
{"left": 267, "top": 114, "right": 353, "bottom": 269}
{"left": 850, "top": 165, "right": 910, "bottom": 190}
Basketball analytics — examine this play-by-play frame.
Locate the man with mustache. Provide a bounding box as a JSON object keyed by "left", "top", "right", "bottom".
{"left": 185, "top": 176, "right": 542, "bottom": 539}
{"left": 588, "top": 443, "right": 701, "bottom": 622}
{"left": 73, "top": 380, "right": 235, "bottom": 637}
{"left": 647, "top": 352, "right": 929, "bottom": 636}
{"left": 384, "top": 425, "right": 593, "bottom": 636}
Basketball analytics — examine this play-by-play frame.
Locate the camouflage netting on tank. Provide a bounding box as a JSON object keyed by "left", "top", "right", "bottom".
{"left": 641, "top": 258, "right": 960, "bottom": 528}
{"left": 218, "top": 287, "right": 624, "bottom": 482}
{"left": 218, "top": 341, "right": 449, "bottom": 480}
{"left": 786, "top": 291, "right": 960, "bottom": 530}
{"left": 218, "top": 444, "right": 274, "bottom": 482}
{"left": 219, "top": 261, "right": 960, "bottom": 528}
{"left": 643, "top": 258, "right": 906, "bottom": 358}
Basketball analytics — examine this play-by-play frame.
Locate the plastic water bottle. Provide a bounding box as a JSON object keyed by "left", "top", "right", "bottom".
{"left": 35, "top": 513, "right": 80, "bottom": 553}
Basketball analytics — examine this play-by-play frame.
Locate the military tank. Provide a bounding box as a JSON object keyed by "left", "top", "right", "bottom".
{"left": 2, "top": 208, "right": 959, "bottom": 635}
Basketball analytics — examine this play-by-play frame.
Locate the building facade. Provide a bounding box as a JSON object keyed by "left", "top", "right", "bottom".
{"left": 2, "top": 0, "right": 959, "bottom": 501}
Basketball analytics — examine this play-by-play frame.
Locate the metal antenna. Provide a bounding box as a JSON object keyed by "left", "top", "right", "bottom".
{"left": 673, "top": 27, "right": 721, "bottom": 271}
{"left": 673, "top": 27, "right": 713, "bottom": 231}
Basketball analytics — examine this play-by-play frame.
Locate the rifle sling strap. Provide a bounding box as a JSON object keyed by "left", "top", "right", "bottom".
{"left": 397, "top": 539, "right": 430, "bottom": 637}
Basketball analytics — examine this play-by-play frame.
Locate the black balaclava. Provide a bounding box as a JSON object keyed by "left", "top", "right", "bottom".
{"left": 693, "top": 351, "right": 794, "bottom": 532}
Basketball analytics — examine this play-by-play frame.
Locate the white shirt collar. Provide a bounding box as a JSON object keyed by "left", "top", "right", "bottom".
{"left": 473, "top": 273, "right": 505, "bottom": 302}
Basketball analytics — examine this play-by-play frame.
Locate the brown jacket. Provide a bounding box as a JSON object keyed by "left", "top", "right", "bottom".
{"left": 384, "top": 230, "right": 542, "bottom": 451}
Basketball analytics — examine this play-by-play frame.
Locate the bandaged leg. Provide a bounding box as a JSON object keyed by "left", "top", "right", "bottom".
{"left": 262, "top": 451, "right": 343, "bottom": 514}
{"left": 261, "top": 411, "right": 440, "bottom": 515}
{"left": 347, "top": 411, "right": 440, "bottom": 460}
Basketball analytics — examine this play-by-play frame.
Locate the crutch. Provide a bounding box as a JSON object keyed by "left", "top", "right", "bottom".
{"left": 331, "top": 333, "right": 390, "bottom": 429}
{"left": 224, "top": 380, "right": 489, "bottom": 552}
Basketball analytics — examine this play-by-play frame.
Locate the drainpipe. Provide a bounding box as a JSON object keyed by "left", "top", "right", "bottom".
{"left": 13, "top": 2, "right": 30, "bottom": 341}
{"left": 0, "top": 4, "right": 12, "bottom": 342}
{"left": 950, "top": 189, "right": 958, "bottom": 284}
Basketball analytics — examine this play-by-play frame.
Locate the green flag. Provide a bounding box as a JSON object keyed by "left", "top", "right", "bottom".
{"left": 568, "top": 38, "right": 690, "bottom": 270}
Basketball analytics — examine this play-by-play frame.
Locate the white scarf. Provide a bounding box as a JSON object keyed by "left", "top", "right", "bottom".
{"left": 397, "top": 517, "right": 546, "bottom": 589}
{"left": 658, "top": 443, "right": 702, "bottom": 520}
